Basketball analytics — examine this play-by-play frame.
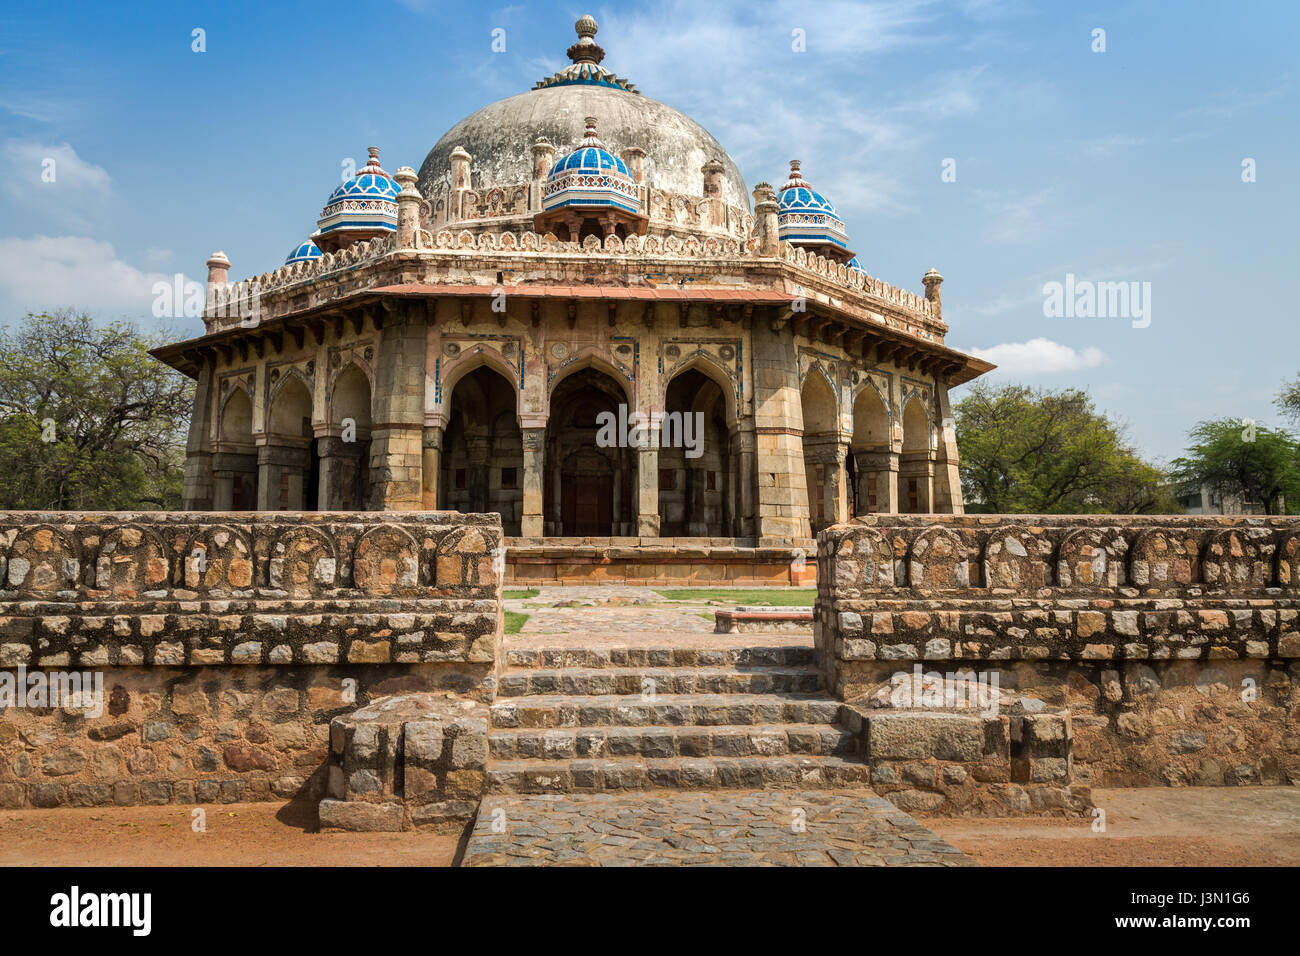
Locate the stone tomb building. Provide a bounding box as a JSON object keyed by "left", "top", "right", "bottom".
{"left": 155, "top": 16, "right": 993, "bottom": 550}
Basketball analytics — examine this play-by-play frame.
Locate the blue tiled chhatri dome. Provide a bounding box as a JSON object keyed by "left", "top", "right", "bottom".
{"left": 777, "top": 160, "right": 851, "bottom": 252}
{"left": 542, "top": 116, "right": 640, "bottom": 215}
{"left": 285, "top": 239, "right": 323, "bottom": 265}
{"left": 314, "top": 146, "right": 399, "bottom": 241}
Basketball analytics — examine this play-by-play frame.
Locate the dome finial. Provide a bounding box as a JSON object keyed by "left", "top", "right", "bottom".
{"left": 568, "top": 14, "right": 605, "bottom": 64}
{"left": 580, "top": 116, "right": 606, "bottom": 148}
{"left": 783, "top": 160, "right": 810, "bottom": 190}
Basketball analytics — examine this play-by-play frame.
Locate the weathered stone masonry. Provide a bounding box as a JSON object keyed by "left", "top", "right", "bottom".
{"left": 815, "top": 516, "right": 1300, "bottom": 812}
{"left": 0, "top": 512, "right": 501, "bottom": 812}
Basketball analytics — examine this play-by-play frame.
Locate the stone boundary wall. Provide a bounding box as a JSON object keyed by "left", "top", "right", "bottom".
{"left": 0, "top": 512, "right": 503, "bottom": 810}
{"left": 815, "top": 516, "right": 1300, "bottom": 793}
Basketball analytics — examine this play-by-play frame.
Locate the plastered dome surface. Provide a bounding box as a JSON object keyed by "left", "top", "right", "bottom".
{"left": 417, "top": 20, "right": 749, "bottom": 210}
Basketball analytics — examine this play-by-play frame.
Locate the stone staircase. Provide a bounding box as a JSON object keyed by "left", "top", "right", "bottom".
{"left": 486, "top": 642, "right": 871, "bottom": 793}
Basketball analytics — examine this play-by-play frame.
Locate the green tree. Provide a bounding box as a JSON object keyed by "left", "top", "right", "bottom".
{"left": 954, "top": 381, "right": 1178, "bottom": 514}
{"left": 0, "top": 310, "right": 193, "bottom": 510}
{"left": 1277, "top": 373, "right": 1300, "bottom": 426}
{"left": 1169, "top": 419, "right": 1300, "bottom": 515}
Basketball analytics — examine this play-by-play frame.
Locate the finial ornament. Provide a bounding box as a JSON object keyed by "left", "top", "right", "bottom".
{"left": 568, "top": 14, "right": 605, "bottom": 64}
{"left": 579, "top": 116, "right": 607, "bottom": 148}
{"left": 784, "top": 160, "right": 810, "bottom": 189}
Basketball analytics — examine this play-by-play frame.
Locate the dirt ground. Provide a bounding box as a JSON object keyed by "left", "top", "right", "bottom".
{"left": 1, "top": 786, "right": 1296, "bottom": 867}
{"left": 0, "top": 797, "right": 466, "bottom": 867}
{"left": 928, "top": 786, "right": 1300, "bottom": 866}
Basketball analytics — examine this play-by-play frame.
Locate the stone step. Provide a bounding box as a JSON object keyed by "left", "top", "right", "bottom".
{"left": 490, "top": 723, "right": 857, "bottom": 761}
{"left": 490, "top": 693, "right": 844, "bottom": 729}
{"left": 504, "top": 645, "right": 815, "bottom": 669}
{"left": 497, "top": 666, "right": 821, "bottom": 698}
{"left": 486, "top": 754, "right": 872, "bottom": 793}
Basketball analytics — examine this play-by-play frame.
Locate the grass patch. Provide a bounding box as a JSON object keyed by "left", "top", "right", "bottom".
{"left": 654, "top": 588, "right": 816, "bottom": 607}
{"left": 503, "top": 588, "right": 540, "bottom": 600}
{"left": 503, "top": 611, "right": 530, "bottom": 634}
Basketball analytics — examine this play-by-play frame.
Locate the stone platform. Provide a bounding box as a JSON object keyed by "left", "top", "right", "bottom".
{"left": 505, "top": 537, "right": 818, "bottom": 586}
{"left": 462, "top": 789, "right": 974, "bottom": 866}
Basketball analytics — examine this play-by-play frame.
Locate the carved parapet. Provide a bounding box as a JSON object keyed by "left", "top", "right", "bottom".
{"left": 0, "top": 511, "right": 504, "bottom": 669}
{"left": 818, "top": 515, "right": 1300, "bottom": 600}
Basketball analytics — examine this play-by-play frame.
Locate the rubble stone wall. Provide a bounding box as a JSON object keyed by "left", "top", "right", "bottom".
{"left": 0, "top": 512, "right": 502, "bottom": 809}
{"left": 816, "top": 516, "right": 1300, "bottom": 792}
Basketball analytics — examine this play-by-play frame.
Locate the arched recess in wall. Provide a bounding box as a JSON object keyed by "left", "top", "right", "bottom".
{"left": 440, "top": 365, "right": 523, "bottom": 534}
{"left": 899, "top": 394, "right": 934, "bottom": 514}
{"left": 800, "top": 367, "right": 840, "bottom": 533}
{"left": 544, "top": 365, "right": 634, "bottom": 537}
{"left": 322, "top": 363, "right": 372, "bottom": 510}
{"left": 216, "top": 386, "right": 257, "bottom": 510}
{"left": 660, "top": 366, "right": 733, "bottom": 537}
{"left": 265, "top": 374, "right": 317, "bottom": 511}
{"left": 850, "top": 384, "right": 891, "bottom": 515}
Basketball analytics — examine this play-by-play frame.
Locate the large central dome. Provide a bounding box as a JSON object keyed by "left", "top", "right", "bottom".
{"left": 418, "top": 16, "right": 749, "bottom": 210}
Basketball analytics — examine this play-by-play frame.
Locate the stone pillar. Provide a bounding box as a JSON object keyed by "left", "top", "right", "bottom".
{"left": 394, "top": 167, "right": 422, "bottom": 248}
{"left": 369, "top": 302, "right": 428, "bottom": 510}
{"left": 731, "top": 423, "right": 757, "bottom": 539}
{"left": 826, "top": 440, "right": 850, "bottom": 525}
{"left": 520, "top": 426, "right": 545, "bottom": 538}
{"left": 751, "top": 313, "right": 810, "bottom": 541}
{"left": 181, "top": 357, "right": 216, "bottom": 510}
{"left": 932, "top": 383, "right": 963, "bottom": 515}
{"left": 752, "top": 184, "right": 780, "bottom": 257}
{"left": 548, "top": 457, "right": 563, "bottom": 536}
{"left": 422, "top": 425, "right": 442, "bottom": 510}
{"left": 636, "top": 425, "right": 660, "bottom": 537}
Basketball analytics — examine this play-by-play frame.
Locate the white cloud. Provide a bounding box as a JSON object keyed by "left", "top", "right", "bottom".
{"left": 2, "top": 141, "right": 113, "bottom": 231}
{"left": 0, "top": 235, "right": 196, "bottom": 321}
{"left": 966, "top": 337, "right": 1106, "bottom": 376}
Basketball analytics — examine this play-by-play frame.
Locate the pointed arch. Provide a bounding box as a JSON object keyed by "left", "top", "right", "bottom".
{"left": 330, "top": 362, "right": 373, "bottom": 434}
{"left": 548, "top": 347, "right": 635, "bottom": 412}
{"left": 901, "top": 392, "right": 933, "bottom": 454}
{"left": 266, "top": 372, "right": 313, "bottom": 440}
{"left": 438, "top": 346, "right": 521, "bottom": 426}
{"left": 218, "top": 385, "right": 253, "bottom": 450}
{"left": 662, "top": 351, "right": 739, "bottom": 427}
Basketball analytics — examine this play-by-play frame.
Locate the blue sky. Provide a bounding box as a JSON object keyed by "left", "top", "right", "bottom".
{"left": 0, "top": 0, "right": 1295, "bottom": 462}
